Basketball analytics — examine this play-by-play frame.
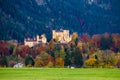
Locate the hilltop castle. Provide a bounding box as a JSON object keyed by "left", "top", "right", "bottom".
{"left": 24, "top": 30, "right": 72, "bottom": 47}
{"left": 24, "top": 34, "right": 47, "bottom": 47}
{"left": 52, "top": 30, "right": 72, "bottom": 43}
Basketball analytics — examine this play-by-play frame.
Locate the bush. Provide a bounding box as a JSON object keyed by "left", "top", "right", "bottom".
{"left": 46, "top": 61, "right": 54, "bottom": 68}
{"left": 85, "top": 58, "right": 98, "bottom": 68}
{"left": 9, "top": 60, "right": 17, "bottom": 67}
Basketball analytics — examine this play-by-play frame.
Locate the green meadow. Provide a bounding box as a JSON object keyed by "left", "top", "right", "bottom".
{"left": 0, "top": 68, "right": 120, "bottom": 80}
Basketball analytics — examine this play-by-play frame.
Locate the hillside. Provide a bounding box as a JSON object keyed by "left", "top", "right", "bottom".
{"left": 0, "top": 0, "right": 120, "bottom": 42}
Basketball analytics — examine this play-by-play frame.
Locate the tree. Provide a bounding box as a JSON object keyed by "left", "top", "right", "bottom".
{"left": 72, "top": 33, "right": 78, "bottom": 45}
{"left": 80, "top": 34, "right": 90, "bottom": 44}
{"left": 0, "top": 56, "right": 8, "bottom": 67}
{"left": 25, "top": 55, "right": 34, "bottom": 67}
{"left": 49, "top": 39, "right": 55, "bottom": 50}
{"left": 0, "top": 40, "right": 10, "bottom": 56}
{"left": 74, "top": 47, "right": 83, "bottom": 67}
{"left": 91, "top": 34, "right": 101, "bottom": 49}
{"left": 101, "top": 33, "right": 113, "bottom": 50}
{"left": 34, "top": 56, "right": 44, "bottom": 67}
{"left": 96, "top": 50, "right": 117, "bottom": 68}
{"left": 59, "top": 46, "right": 66, "bottom": 60}
{"left": 85, "top": 58, "right": 98, "bottom": 68}
{"left": 116, "top": 53, "right": 120, "bottom": 68}
{"left": 21, "top": 45, "right": 30, "bottom": 58}
{"left": 55, "top": 57, "right": 64, "bottom": 68}
{"left": 64, "top": 47, "right": 71, "bottom": 66}
{"left": 37, "top": 45, "right": 45, "bottom": 55}
{"left": 39, "top": 51, "right": 50, "bottom": 66}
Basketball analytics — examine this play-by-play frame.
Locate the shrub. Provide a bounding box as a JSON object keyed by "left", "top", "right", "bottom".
{"left": 85, "top": 58, "right": 98, "bottom": 68}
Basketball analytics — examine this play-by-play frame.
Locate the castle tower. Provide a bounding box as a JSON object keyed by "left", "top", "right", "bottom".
{"left": 52, "top": 30, "right": 56, "bottom": 39}
{"left": 36, "top": 35, "right": 40, "bottom": 42}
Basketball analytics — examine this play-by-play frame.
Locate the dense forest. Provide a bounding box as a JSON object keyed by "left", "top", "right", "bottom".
{"left": 0, "top": 33, "right": 120, "bottom": 68}
{"left": 0, "top": 0, "right": 120, "bottom": 42}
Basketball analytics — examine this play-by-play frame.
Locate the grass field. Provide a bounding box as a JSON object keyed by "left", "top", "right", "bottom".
{"left": 0, "top": 68, "right": 120, "bottom": 80}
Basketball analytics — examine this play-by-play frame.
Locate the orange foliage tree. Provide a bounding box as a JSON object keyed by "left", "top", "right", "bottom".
{"left": 55, "top": 57, "right": 64, "bottom": 68}
{"left": 85, "top": 58, "right": 98, "bottom": 68}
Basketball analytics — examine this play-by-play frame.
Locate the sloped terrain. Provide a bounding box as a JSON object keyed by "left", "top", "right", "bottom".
{"left": 0, "top": 0, "right": 120, "bottom": 42}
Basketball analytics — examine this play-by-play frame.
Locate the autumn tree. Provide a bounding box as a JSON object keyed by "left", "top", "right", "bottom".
{"left": 39, "top": 51, "right": 50, "bottom": 66}
{"left": 16, "top": 45, "right": 29, "bottom": 58}
{"left": 85, "top": 58, "right": 98, "bottom": 68}
{"left": 55, "top": 57, "right": 64, "bottom": 68}
{"left": 96, "top": 50, "right": 117, "bottom": 68}
{"left": 71, "top": 32, "right": 79, "bottom": 46}
{"left": 0, "top": 40, "right": 10, "bottom": 56}
{"left": 21, "top": 45, "right": 30, "bottom": 58}
{"left": 37, "top": 45, "right": 45, "bottom": 55}
{"left": 100, "top": 33, "right": 114, "bottom": 50}
{"left": 72, "top": 32, "right": 78, "bottom": 42}
{"left": 29, "top": 48, "right": 36, "bottom": 58}
{"left": 91, "top": 34, "right": 101, "bottom": 49}
{"left": 49, "top": 39, "right": 55, "bottom": 50}
{"left": 34, "top": 56, "right": 44, "bottom": 67}
{"left": 116, "top": 53, "right": 120, "bottom": 68}
{"left": 80, "top": 34, "right": 90, "bottom": 44}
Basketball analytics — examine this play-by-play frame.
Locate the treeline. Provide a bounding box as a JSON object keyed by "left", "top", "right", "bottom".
{"left": 0, "top": 33, "right": 120, "bottom": 68}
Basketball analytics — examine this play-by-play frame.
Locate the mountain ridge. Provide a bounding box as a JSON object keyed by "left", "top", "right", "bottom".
{"left": 0, "top": 0, "right": 120, "bottom": 42}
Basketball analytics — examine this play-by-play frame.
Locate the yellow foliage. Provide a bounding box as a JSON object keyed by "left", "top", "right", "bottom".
{"left": 85, "top": 58, "right": 98, "bottom": 68}
{"left": 55, "top": 58, "right": 64, "bottom": 68}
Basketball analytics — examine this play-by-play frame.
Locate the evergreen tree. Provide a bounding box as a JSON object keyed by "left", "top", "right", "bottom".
{"left": 74, "top": 47, "right": 83, "bottom": 67}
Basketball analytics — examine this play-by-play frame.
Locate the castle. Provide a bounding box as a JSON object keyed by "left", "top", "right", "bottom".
{"left": 24, "top": 34, "right": 47, "bottom": 47}
{"left": 52, "top": 30, "right": 72, "bottom": 43}
{"left": 24, "top": 30, "right": 72, "bottom": 47}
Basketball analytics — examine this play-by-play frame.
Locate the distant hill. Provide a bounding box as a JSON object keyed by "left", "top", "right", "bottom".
{"left": 0, "top": 0, "right": 120, "bottom": 42}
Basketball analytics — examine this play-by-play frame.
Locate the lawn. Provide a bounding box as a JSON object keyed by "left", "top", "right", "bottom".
{"left": 0, "top": 68, "right": 120, "bottom": 80}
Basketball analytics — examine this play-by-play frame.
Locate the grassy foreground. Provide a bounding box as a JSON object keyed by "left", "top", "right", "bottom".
{"left": 0, "top": 68, "right": 120, "bottom": 80}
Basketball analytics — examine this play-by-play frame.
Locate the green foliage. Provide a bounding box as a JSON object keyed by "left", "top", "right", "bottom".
{"left": 101, "top": 34, "right": 113, "bottom": 50}
{"left": 59, "top": 46, "right": 66, "bottom": 60}
{"left": 74, "top": 47, "right": 83, "bottom": 67}
{"left": 25, "top": 55, "right": 34, "bottom": 67}
{"left": 0, "top": 56, "right": 8, "bottom": 67}
{"left": 96, "top": 50, "right": 117, "bottom": 68}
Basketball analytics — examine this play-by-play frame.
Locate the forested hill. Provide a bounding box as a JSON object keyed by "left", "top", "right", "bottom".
{"left": 0, "top": 0, "right": 120, "bottom": 42}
